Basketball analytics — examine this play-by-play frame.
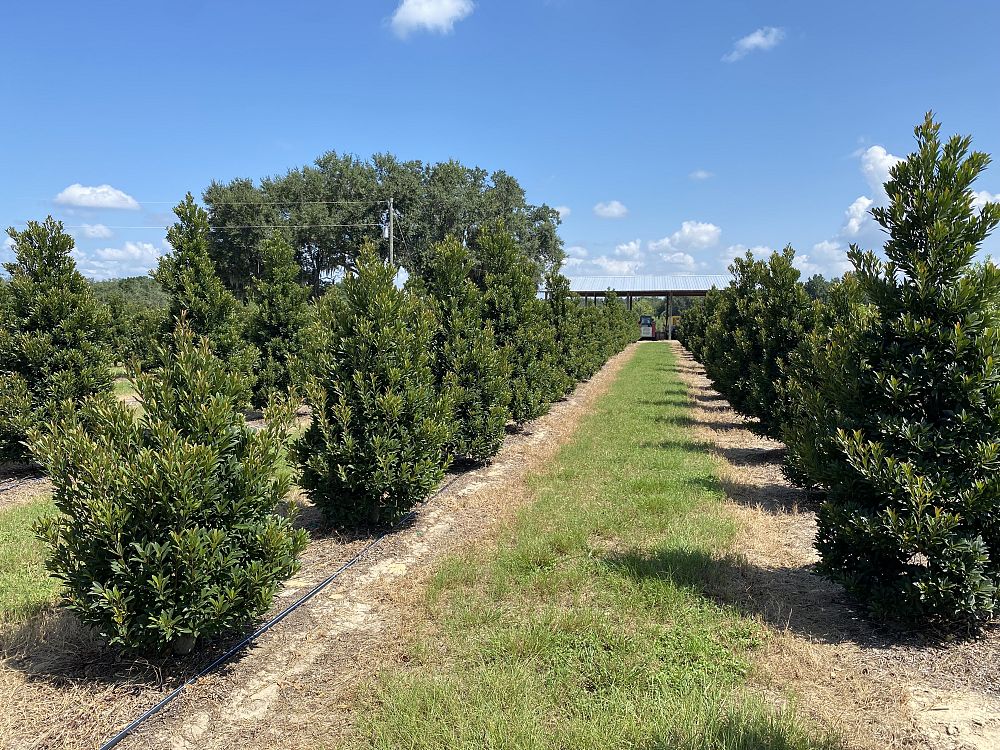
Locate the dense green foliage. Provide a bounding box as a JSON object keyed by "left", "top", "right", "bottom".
{"left": 31, "top": 322, "right": 307, "bottom": 652}
{"left": 478, "top": 225, "right": 567, "bottom": 422}
{"left": 246, "top": 235, "right": 312, "bottom": 407}
{"left": 90, "top": 275, "right": 170, "bottom": 309}
{"left": 682, "top": 247, "right": 814, "bottom": 439}
{"left": 410, "top": 237, "right": 512, "bottom": 464}
{"left": 0, "top": 218, "right": 113, "bottom": 462}
{"left": 295, "top": 245, "right": 453, "bottom": 525}
{"left": 782, "top": 115, "right": 1000, "bottom": 624}
{"left": 90, "top": 276, "right": 171, "bottom": 364}
{"left": 154, "top": 194, "right": 260, "bottom": 398}
{"left": 205, "top": 154, "right": 563, "bottom": 296}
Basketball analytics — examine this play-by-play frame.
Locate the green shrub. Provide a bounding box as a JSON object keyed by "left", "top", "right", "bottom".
{"left": 477, "top": 225, "right": 564, "bottom": 422}
{"left": 677, "top": 288, "right": 722, "bottom": 362}
{"left": 699, "top": 247, "right": 814, "bottom": 439}
{"left": 31, "top": 321, "right": 307, "bottom": 653}
{"left": 783, "top": 114, "right": 1000, "bottom": 625}
{"left": 154, "top": 194, "right": 260, "bottom": 400}
{"left": 295, "top": 245, "right": 453, "bottom": 525}
{"left": 0, "top": 218, "right": 113, "bottom": 462}
{"left": 410, "top": 237, "right": 512, "bottom": 463}
{"left": 246, "top": 235, "right": 311, "bottom": 407}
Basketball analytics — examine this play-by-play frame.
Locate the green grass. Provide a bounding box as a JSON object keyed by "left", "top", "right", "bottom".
{"left": 347, "top": 344, "right": 836, "bottom": 750}
{"left": 0, "top": 498, "right": 59, "bottom": 623}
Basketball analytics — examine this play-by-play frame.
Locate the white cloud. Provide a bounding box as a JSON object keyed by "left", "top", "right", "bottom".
{"left": 973, "top": 190, "right": 1000, "bottom": 212}
{"left": 794, "top": 240, "right": 853, "bottom": 278}
{"left": 54, "top": 183, "right": 140, "bottom": 210}
{"left": 689, "top": 169, "right": 714, "bottom": 181}
{"left": 661, "top": 251, "right": 696, "bottom": 270}
{"left": 592, "top": 255, "right": 641, "bottom": 275}
{"left": 615, "top": 239, "right": 641, "bottom": 258}
{"left": 75, "top": 240, "right": 164, "bottom": 280}
{"left": 722, "top": 26, "right": 785, "bottom": 63}
{"left": 721, "top": 244, "right": 774, "bottom": 265}
{"left": 566, "top": 245, "right": 588, "bottom": 258}
{"left": 391, "top": 0, "right": 474, "bottom": 37}
{"left": 843, "top": 195, "right": 874, "bottom": 236}
{"left": 859, "top": 145, "right": 902, "bottom": 198}
{"left": 81, "top": 223, "right": 114, "bottom": 239}
{"left": 649, "top": 220, "right": 721, "bottom": 253}
{"left": 554, "top": 205, "right": 571, "bottom": 220}
{"left": 593, "top": 200, "right": 628, "bottom": 219}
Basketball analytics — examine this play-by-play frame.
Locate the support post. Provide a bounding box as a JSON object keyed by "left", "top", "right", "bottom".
{"left": 667, "top": 292, "right": 673, "bottom": 340}
{"left": 387, "top": 197, "right": 394, "bottom": 266}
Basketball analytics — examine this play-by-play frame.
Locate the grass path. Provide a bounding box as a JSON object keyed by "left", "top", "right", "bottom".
{"left": 0, "top": 498, "right": 58, "bottom": 624}
{"left": 346, "top": 343, "right": 835, "bottom": 750}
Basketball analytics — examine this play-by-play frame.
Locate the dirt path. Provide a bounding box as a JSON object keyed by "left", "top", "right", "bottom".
{"left": 0, "top": 344, "right": 639, "bottom": 750}
{"left": 670, "top": 342, "right": 1000, "bottom": 750}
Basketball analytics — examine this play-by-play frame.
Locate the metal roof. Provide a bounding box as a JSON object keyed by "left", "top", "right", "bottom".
{"left": 562, "top": 274, "right": 731, "bottom": 295}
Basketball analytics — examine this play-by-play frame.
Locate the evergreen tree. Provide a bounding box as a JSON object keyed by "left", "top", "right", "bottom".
{"left": 32, "top": 321, "right": 307, "bottom": 653}
{"left": 477, "top": 224, "right": 564, "bottom": 422}
{"left": 411, "top": 237, "right": 512, "bottom": 463}
{"left": 0, "top": 218, "right": 113, "bottom": 461}
{"left": 295, "top": 245, "right": 452, "bottom": 525}
{"left": 783, "top": 114, "right": 1000, "bottom": 624}
{"left": 700, "top": 247, "right": 814, "bottom": 438}
{"left": 154, "top": 194, "right": 259, "bottom": 401}
{"left": 246, "top": 234, "right": 311, "bottom": 407}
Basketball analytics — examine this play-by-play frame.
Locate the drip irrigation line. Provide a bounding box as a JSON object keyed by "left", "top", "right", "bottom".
{"left": 98, "top": 499, "right": 431, "bottom": 750}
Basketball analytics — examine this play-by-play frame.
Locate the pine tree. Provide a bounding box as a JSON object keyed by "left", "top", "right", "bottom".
{"left": 0, "top": 218, "right": 113, "bottom": 461}
{"left": 154, "top": 194, "right": 259, "bottom": 402}
{"left": 477, "top": 224, "right": 564, "bottom": 422}
{"left": 246, "top": 234, "right": 311, "bottom": 407}
{"left": 295, "top": 245, "right": 453, "bottom": 525}
{"left": 783, "top": 114, "right": 1000, "bottom": 624}
{"left": 411, "top": 236, "right": 512, "bottom": 463}
{"left": 32, "top": 321, "right": 307, "bottom": 653}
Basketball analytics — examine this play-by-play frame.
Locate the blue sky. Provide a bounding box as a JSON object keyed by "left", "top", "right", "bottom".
{"left": 2, "top": 0, "right": 1000, "bottom": 280}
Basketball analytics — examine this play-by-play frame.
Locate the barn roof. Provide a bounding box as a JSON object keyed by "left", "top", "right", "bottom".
{"left": 561, "top": 274, "right": 731, "bottom": 296}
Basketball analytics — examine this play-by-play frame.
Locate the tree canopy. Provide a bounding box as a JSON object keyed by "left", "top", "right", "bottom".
{"left": 204, "top": 152, "right": 563, "bottom": 296}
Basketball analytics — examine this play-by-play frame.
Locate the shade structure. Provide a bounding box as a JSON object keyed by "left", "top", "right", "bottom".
{"left": 559, "top": 274, "right": 731, "bottom": 297}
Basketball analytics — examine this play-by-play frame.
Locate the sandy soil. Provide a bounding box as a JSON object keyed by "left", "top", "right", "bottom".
{"left": 670, "top": 342, "right": 1000, "bottom": 750}
{"left": 0, "top": 344, "right": 639, "bottom": 750}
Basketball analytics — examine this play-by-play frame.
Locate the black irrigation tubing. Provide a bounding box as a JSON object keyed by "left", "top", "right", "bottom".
{"left": 98, "top": 471, "right": 464, "bottom": 750}
{"left": 100, "top": 505, "right": 417, "bottom": 750}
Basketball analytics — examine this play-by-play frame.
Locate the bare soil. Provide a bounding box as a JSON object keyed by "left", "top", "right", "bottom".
{"left": 0, "top": 344, "right": 639, "bottom": 750}
{"left": 670, "top": 342, "right": 1000, "bottom": 750}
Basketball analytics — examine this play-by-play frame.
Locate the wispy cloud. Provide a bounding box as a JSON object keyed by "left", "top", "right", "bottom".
{"left": 689, "top": 169, "right": 714, "bottom": 181}
{"left": 54, "top": 183, "right": 140, "bottom": 210}
{"left": 554, "top": 205, "right": 571, "bottom": 220}
{"left": 722, "top": 26, "right": 785, "bottom": 63}
{"left": 81, "top": 223, "right": 114, "bottom": 239}
{"left": 391, "top": 0, "right": 474, "bottom": 38}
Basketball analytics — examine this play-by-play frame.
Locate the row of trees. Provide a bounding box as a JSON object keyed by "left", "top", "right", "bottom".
{"left": 680, "top": 114, "right": 1000, "bottom": 627}
{"left": 0, "top": 201, "right": 636, "bottom": 652}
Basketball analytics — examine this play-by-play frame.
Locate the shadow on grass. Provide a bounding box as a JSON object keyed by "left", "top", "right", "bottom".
{"left": 601, "top": 545, "right": 978, "bottom": 650}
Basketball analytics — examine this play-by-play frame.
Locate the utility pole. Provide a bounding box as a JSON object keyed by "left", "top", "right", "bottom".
{"left": 387, "top": 197, "right": 394, "bottom": 266}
